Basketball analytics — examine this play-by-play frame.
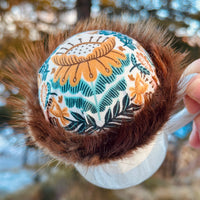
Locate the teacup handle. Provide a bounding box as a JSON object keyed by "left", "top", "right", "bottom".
{"left": 163, "top": 73, "right": 199, "bottom": 134}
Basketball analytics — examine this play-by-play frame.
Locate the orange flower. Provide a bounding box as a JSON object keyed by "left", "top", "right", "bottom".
{"left": 51, "top": 37, "right": 126, "bottom": 86}
{"left": 136, "top": 52, "right": 154, "bottom": 73}
{"left": 49, "top": 97, "right": 70, "bottom": 126}
{"left": 129, "top": 73, "right": 149, "bottom": 105}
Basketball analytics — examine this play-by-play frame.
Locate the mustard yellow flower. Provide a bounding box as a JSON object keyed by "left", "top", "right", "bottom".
{"left": 51, "top": 37, "right": 126, "bottom": 86}
{"left": 49, "top": 97, "right": 70, "bottom": 126}
{"left": 129, "top": 73, "right": 149, "bottom": 105}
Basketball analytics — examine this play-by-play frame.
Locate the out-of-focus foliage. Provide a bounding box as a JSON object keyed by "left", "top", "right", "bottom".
{"left": 0, "top": 0, "right": 199, "bottom": 64}
{"left": 1, "top": 160, "right": 200, "bottom": 200}
{"left": 100, "top": 0, "right": 200, "bottom": 31}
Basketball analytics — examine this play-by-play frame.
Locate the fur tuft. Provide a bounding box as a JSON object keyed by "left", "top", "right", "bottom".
{"left": 1, "top": 17, "right": 187, "bottom": 165}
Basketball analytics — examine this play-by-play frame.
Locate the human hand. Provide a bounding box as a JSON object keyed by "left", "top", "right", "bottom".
{"left": 183, "top": 59, "right": 200, "bottom": 148}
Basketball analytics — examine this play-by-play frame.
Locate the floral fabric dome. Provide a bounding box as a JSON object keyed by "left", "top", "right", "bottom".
{"left": 38, "top": 30, "right": 159, "bottom": 134}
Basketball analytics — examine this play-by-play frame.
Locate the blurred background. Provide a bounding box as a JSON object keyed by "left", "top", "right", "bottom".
{"left": 0, "top": 0, "right": 200, "bottom": 199}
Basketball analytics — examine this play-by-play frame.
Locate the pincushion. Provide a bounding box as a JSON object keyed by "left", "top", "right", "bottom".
{"left": 38, "top": 30, "right": 159, "bottom": 134}
{"left": 2, "top": 17, "right": 192, "bottom": 189}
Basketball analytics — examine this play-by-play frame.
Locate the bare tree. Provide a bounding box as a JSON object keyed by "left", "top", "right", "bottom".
{"left": 76, "top": 0, "right": 92, "bottom": 20}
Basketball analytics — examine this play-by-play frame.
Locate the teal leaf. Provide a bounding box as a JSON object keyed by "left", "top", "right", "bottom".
{"left": 39, "top": 58, "right": 50, "bottom": 81}
{"left": 137, "top": 64, "right": 150, "bottom": 75}
{"left": 47, "top": 82, "right": 51, "bottom": 93}
{"left": 130, "top": 54, "right": 150, "bottom": 75}
{"left": 120, "top": 54, "right": 130, "bottom": 67}
{"left": 95, "top": 54, "right": 130, "bottom": 95}
{"left": 51, "top": 79, "right": 93, "bottom": 97}
{"left": 99, "top": 31, "right": 136, "bottom": 50}
{"left": 95, "top": 74, "right": 115, "bottom": 94}
{"left": 65, "top": 97, "right": 97, "bottom": 113}
{"left": 105, "top": 108, "right": 112, "bottom": 124}
{"left": 130, "top": 54, "right": 139, "bottom": 72}
{"left": 99, "top": 78, "right": 126, "bottom": 112}
{"left": 131, "top": 54, "right": 136, "bottom": 64}
{"left": 113, "top": 101, "right": 120, "bottom": 117}
{"left": 126, "top": 43, "right": 136, "bottom": 51}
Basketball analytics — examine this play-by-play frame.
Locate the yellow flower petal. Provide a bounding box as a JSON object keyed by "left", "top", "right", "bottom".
{"left": 108, "top": 50, "right": 126, "bottom": 60}
{"left": 68, "top": 64, "right": 84, "bottom": 87}
{"left": 62, "top": 107, "right": 69, "bottom": 117}
{"left": 99, "top": 55, "right": 121, "bottom": 68}
{"left": 87, "top": 37, "right": 115, "bottom": 59}
{"left": 82, "top": 61, "right": 97, "bottom": 82}
{"left": 60, "top": 117, "right": 69, "bottom": 126}
{"left": 51, "top": 36, "right": 126, "bottom": 86}
{"left": 92, "top": 59, "right": 112, "bottom": 76}
{"left": 59, "top": 66, "right": 71, "bottom": 85}
{"left": 52, "top": 54, "right": 86, "bottom": 66}
{"left": 134, "top": 95, "right": 143, "bottom": 105}
{"left": 49, "top": 98, "right": 70, "bottom": 126}
{"left": 54, "top": 66, "right": 67, "bottom": 83}
{"left": 49, "top": 98, "right": 62, "bottom": 117}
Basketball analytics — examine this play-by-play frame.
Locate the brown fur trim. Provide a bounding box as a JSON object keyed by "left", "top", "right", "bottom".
{"left": 2, "top": 17, "right": 188, "bottom": 166}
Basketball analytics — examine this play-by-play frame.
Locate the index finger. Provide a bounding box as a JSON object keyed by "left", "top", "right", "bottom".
{"left": 182, "top": 59, "right": 200, "bottom": 77}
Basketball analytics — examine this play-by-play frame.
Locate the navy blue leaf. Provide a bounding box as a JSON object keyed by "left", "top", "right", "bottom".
{"left": 105, "top": 108, "right": 112, "bottom": 124}
{"left": 130, "top": 104, "right": 141, "bottom": 111}
{"left": 71, "top": 112, "right": 85, "bottom": 122}
{"left": 123, "top": 112, "right": 134, "bottom": 117}
{"left": 65, "top": 121, "right": 78, "bottom": 131}
{"left": 86, "top": 126, "right": 98, "bottom": 134}
{"left": 113, "top": 101, "right": 120, "bottom": 117}
{"left": 122, "top": 94, "right": 130, "bottom": 111}
{"left": 105, "top": 124, "right": 117, "bottom": 128}
{"left": 77, "top": 123, "right": 86, "bottom": 134}
{"left": 86, "top": 115, "right": 96, "bottom": 126}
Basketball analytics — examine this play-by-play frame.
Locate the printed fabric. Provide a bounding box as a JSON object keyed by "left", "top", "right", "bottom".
{"left": 38, "top": 30, "right": 160, "bottom": 134}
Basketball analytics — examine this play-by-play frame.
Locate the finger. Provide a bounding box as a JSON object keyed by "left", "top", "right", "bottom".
{"left": 189, "top": 123, "right": 200, "bottom": 148}
{"left": 189, "top": 115, "right": 200, "bottom": 148}
{"left": 182, "top": 59, "right": 200, "bottom": 77}
{"left": 184, "top": 95, "right": 200, "bottom": 114}
{"left": 185, "top": 74, "right": 200, "bottom": 103}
